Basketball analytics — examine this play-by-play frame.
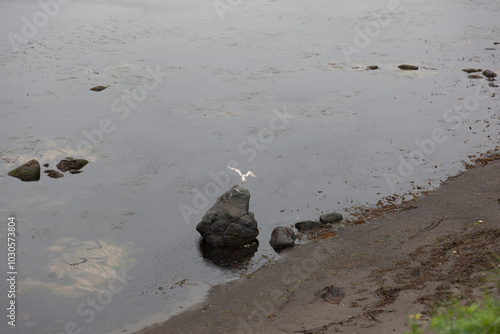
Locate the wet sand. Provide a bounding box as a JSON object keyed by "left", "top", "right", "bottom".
{"left": 136, "top": 159, "right": 500, "bottom": 334}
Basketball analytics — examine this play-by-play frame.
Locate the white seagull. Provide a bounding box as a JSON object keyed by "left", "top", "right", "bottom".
{"left": 227, "top": 166, "right": 255, "bottom": 184}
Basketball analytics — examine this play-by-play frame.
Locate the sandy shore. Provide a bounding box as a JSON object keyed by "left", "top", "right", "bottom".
{"left": 135, "top": 158, "right": 500, "bottom": 334}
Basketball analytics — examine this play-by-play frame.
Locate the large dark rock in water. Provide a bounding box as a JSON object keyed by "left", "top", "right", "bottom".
{"left": 56, "top": 158, "right": 88, "bottom": 172}
{"left": 269, "top": 226, "right": 296, "bottom": 250}
{"left": 196, "top": 185, "right": 259, "bottom": 248}
{"left": 8, "top": 159, "right": 40, "bottom": 182}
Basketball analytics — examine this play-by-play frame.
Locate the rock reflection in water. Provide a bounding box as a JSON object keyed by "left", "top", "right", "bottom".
{"left": 198, "top": 239, "right": 259, "bottom": 270}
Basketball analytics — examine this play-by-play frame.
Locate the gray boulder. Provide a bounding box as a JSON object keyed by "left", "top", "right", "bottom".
{"left": 269, "top": 226, "right": 296, "bottom": 250}
{"left": 320, "top": 212, "right": 343, "bottom": 224}
{"left": 8, "top": 159, "right": 40, "bottom": 182}
{"left": 196, "top": 185, "right": 259, "bottom": 248}
{"left": 295, "top": 220, "right": 322, "bottom": 232}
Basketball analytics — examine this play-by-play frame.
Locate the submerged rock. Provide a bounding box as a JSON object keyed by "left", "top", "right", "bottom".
{"left": 467, "top": 74, "right": 483, "bottom": 79}
{"left": 56, "top": 158, "right": 88, "bottom": 172}
{"left": 482, "top": 70, "right": 497, "bottom": 79}
{"left": 269, "top": 226, "right": 296, "bottom": 250}
{"left": 45, "top": 170, "right": 64, "bottom": 179}
{"left": 295, "top": 220, "right": 322, "bottom": 232}
{"left": 320, "top": 212, "right": 343, "bottom": 224}
{"left": 366, "top": 65, "right": 379, "bottom": 70}
{"left": 196, "top": 185, "right": 259, "bottom": 248}
{"left": 398, "top": 64, "right": 419, "bottom": 70}
{"left": 8, "top": 159, "right": 40, "bottom": 182}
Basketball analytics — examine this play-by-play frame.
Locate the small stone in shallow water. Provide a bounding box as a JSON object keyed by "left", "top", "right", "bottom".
{"left": 462, "top": 68, "right": 482, "bottom": 73}
{"left": 366, "top": 65, "right": 379, "bottom": 70}
{"left": 8, "top": 159, "right": 40, "bottom": 182}
{"left": 489, "top": 83, "right": 499, "bottom": 87}
{"left": 467, "top": 74, "right": 483, "bottom": 79}
{"left": 482, "top": 70, "right": 497, "bottom": 79}
{"left": 398, "top": 64, "right": 418, "bottom": 70}
{"left": 320, "top": 212, "right": 343, "bottom": 224}
{"left": 269, "top": 226, "right": 296, "bottom": 250}
{"left": 90, "top": 85, "right": 109, "bottom": 92}
{"left": 56, "top": 158, "right": 88, "bottom": 172}
{"left": 45, "top": 170, "right": 64, "bottom": 178}
{"left": 43, "top": 163, "right": 49, "bottom": 167}
{"left": 295, "top": 220, "right": 322, "bottom": 232}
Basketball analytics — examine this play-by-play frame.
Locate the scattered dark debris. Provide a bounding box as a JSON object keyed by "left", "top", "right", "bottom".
{"left": 408, "top": 217, "right": 446, "bottom": 239}
{"left": 310, "top": 285, "right": 345, "bottom": 304}
{"left": 170, "top": 278, "right": 188, "bottom": 289}
{"left": 372, "top": 287, "right": 401, "bottom": 307}
{"left": 371, "top": 228, "right": 500, "bottom": 314}
{"left": 464, "top": 147, "right": 500, "bottom": 169}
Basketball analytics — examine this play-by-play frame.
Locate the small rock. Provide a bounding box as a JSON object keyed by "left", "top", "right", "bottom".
{"left": 320, "top": 212, "right": 343, "bottom": 224}
{"left": 366, "top": 65, "right": 379, "bottom": 70}
{"left": 482, "top": 70, "right": 497, "bottom": 79}
{"left": 269, "top": 226, "right": 296, "bottom": 250}
{"left": 398, "top": 64, "right": 418, "bottom": 70}
{"left": 489, "top": 83, "right": 499, "bottom": 87}
{"left": 43, "top": 163, "right": 49, "bottom": 167}
{"left": 44, "top": 170, "right": 64, "bottom": 179}
{"left": 467, "top": 74, "right": 483, "bottom": 79}
{"left": 462, "top": 68, "right": 482, "bottom": 73}
{"left": 8, "top": 159, "right": 40, "bottom": 182}
{"left": 485, "top": 48, "right": 496, "bottom": 51}
{"left": 56, "top": 158, "right": 89, "bottom": 172}
{"left": 90, "top": 85, "right": 109, "bottom": 92}
{"left": 295, "top": 220, "right": 322, "bottom": 232}
{"left": 68, "top": 170, "right": 83, "bottom": 174}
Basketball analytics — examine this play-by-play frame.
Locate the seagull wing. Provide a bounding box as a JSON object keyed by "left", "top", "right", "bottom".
{"left": 246, "top": 171, "right": 255, "bottom": 177}
{"left": 227, "top": 166, "right": 243, "bottom": 176}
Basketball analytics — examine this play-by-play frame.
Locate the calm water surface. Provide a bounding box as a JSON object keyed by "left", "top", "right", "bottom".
{"left": 0, "top": 0, "right": 499, "bottom": 333}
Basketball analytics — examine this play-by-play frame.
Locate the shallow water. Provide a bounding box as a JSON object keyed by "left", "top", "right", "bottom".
{"left": 0, "top": 0, "right": 499, "bottom": 333}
